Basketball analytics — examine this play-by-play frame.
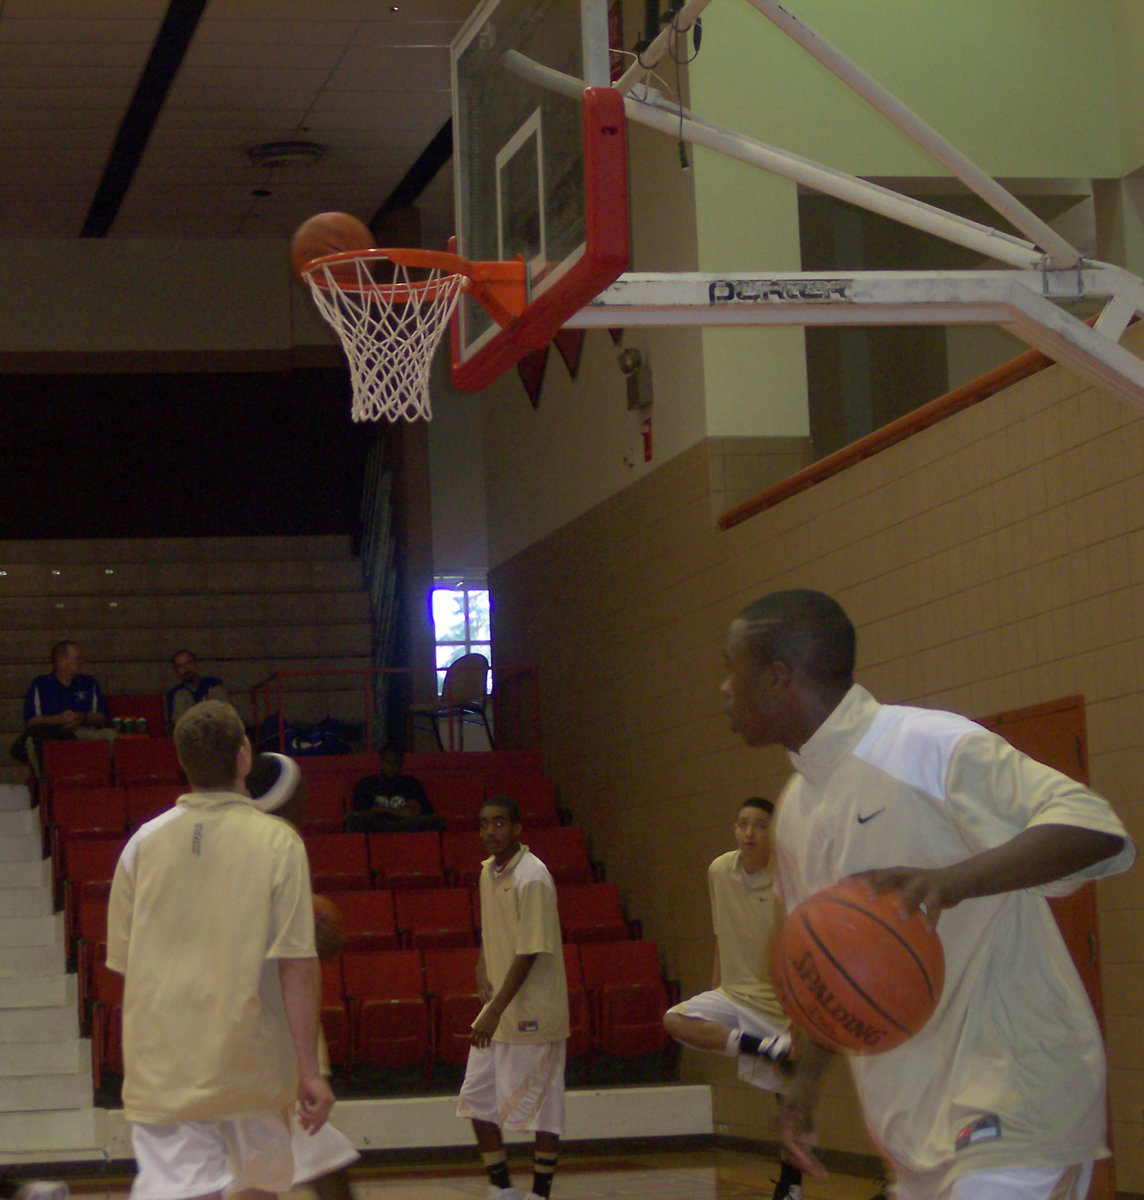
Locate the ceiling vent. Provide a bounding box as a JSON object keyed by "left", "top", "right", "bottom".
{"left": 246, "top": 140, "right": 326, "bottom": 168}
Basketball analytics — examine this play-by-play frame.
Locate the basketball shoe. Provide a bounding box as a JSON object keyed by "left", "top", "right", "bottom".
{"left": 755, "top": 1030, "right": 793, "bottom": 1063}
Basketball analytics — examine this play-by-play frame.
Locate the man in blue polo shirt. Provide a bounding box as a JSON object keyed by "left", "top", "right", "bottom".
{"left": 17, "top": 640, "right": 110, "bottom": 768}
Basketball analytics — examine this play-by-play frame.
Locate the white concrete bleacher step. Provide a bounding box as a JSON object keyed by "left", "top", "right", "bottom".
{"left": 0, "top": 857, "right": 51, "bottom": 890}
{"left": 0, "top": 1107, "right": 104, "bottom": 1160}
{"left": 0, "top": 783, "right": 32, "bottom": 812}
{"left": 0, "top": 941, "right": 65, "bottom": 978}
{"left": 0, "top": 782, "right": 99, "bottom": 1159}
{"left": 0, "top": 911, "right": 64, "bottom": 949}
{"left": 0, "top": 805, "right": 39, "bottom": 837}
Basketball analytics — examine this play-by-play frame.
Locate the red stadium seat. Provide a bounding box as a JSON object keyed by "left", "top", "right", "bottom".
{"left": 579, "top": 940, "right": 672, "bottom": 1057}
{"left": 368, "top": 831, "right": 445, "bottom": 890}
{"left": 332, "top": 889, "right": 398, "bottom": 952}
{"left": 299, "top": 778, "right": 349, "bottom": 834}
{"left": 114, "top": 737, "right": 182, "bottom": 786}
{"left": 342, "top": 949, "right": 429, "bottom": 1070}
{"left": 40, "top": 741, "right": 114, "bottom": 825}
{"left": 395, "top": 888, "right": 475, "bottom": 949}
{"left": 319, "top": 957, "right": 351, "bottom": 1068}
{"left": 125, "top": 783, "right": 184, "bottom": 829}
{"left": 526, "top": 826, "right": 594, "bottom": 885}
{"left": 557, "top": 883, "right": 629, "bottom": 943}
{"left": 489, "top": 774, "right": 559, "bottom": 827}
{"left": 423, "top": 946, "right": 482, "bottom": 1065}
{"left": 91, "top": 961, "right": 124, "bottom": 1087}
{"left": 420, "top": 776, "right": 485, "bottom": 831}
{"left": 106, "top": 694, "right": 166, "bottom": 736}
{"left": 42, "top": 740, "right": 113, "bottom": 787}
{"left": 303, "top": 833, "right": 371, "bottom": 892}
{"left": 441, "top": 830, "right": 486, "bottom": 888}
{"left": 51, "top": 785, "right": 129, "bottom": 841}
{"left": 562, "top": 943, "right": 593, "bottom": 1060}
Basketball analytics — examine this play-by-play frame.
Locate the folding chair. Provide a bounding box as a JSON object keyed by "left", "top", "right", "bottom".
{"left": 368, "top": 830, "right": 445, "bottom": 890}
{"left": 342, "top": 949, "right": 429, "bottom": 1070}
{"left": 395, "top": 887, "right": 475, "bottom": 949}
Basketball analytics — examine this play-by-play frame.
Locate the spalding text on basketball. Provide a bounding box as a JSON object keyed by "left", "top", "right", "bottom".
{"left": 791, "top": 948, "right": 888, "bottom": 1049}
{"left": 708, "top": 278, "right": 852, "bottom": 304}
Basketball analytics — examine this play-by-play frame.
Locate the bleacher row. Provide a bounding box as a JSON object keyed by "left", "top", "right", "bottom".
{"left": 33, "top": 741, "right": 676, "bottom": 1092}
{"left": 91, "top": 938, "right": 676, "bottom": 1088}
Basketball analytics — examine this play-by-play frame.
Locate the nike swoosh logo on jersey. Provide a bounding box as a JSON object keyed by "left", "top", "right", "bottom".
{"left": 856, "top": 809, "right": 885, "bottom": 824}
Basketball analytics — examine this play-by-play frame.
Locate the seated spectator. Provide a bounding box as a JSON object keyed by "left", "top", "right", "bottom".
{"left": 14, "top": 640, "right": 110, "bottom": 767}
{"left": 345, "top": 745, "right": 444, "bottom": 833}
{"left": 166, "top": 650, "right": 228, "bottom": 729}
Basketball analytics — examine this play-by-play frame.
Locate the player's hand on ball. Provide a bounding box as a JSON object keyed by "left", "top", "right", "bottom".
{"left": 297, "top": 1073, "right": 335, "bottom": 1133}
{"left": 851, "top": 865, "right": 960, "bottom": 929}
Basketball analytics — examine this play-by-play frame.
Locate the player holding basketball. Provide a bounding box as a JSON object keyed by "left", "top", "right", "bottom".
{"left": 663, "top": 796, "right": 801, "bottom": 1200}
{"left": 107, "top": 701, "right": 333, "bottom": 1200}
{"left": 457, "top": 796, "right": 567, "bottom": 1200}
{"left": 722, "top": 590, "right": 1133, "bottom": 1200}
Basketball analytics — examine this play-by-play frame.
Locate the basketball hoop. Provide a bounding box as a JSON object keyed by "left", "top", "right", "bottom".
{"left": 300, "top": 247, "right": 527, "bottom": 423}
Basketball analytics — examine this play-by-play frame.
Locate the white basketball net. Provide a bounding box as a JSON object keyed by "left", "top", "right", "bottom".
{"left": 302, "top": 253, "right": 467, "bottom": 423}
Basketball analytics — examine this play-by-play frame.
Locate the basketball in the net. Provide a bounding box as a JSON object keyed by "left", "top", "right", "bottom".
{"left": 312, "top": 893, "right": 346, "bottom": 959}
{"left": 289, "top": 211, "right": 373, "bottom": 279}
{"left": 772, "top": 878, "right": 945, "bottom": 1055}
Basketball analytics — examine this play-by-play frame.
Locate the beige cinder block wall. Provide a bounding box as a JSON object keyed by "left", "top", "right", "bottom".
{"left": 490, "top": 327, "right": 1144, "bottom": 1188}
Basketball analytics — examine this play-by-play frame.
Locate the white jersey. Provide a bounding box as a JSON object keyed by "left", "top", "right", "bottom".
{"left": 773, "top": 685, "right": 1133, "bottom": 1192}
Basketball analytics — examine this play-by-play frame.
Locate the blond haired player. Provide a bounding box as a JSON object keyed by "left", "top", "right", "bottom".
{"left": 457, "top": 797, "right": 567, "bottom": 1200}
{"left": 722, "top": 589, "right": 1134, "bottom": 1200}
{"left": 664, "top": 797, "right": 800, "bottom": 1200}
{"left": 107, "top": 701, "right": 332, "bottom": 1200}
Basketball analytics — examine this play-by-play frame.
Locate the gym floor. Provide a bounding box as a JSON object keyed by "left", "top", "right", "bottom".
{"left": 60, "top": 1149, "right": 887, "bottom": 1200}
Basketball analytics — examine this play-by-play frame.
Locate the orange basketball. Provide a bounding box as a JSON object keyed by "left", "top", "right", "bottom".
{"left": 289, "top": 211, "right": 373, "bottom": 279}
{"left": 312, "top": 893, "right": 346, "bottom": 959}
{"left": 772, "top": 878, "right": 945, "bottom": 1055}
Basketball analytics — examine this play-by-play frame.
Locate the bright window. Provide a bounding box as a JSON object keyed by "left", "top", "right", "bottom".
{"left": 431, "top": 580, "right": 492, "bottom": 693}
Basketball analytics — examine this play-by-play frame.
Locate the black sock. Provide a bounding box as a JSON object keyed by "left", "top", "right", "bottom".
{"left": 778, "top": 1160, "right": 802, "bottom": 1188}
{"left": 481, "top": 1149, "right": 512, "bottom": 1191}
{"left": 532, "top": 1149, "right": 558, "bottom": 1198}
{"left": 739, "top": 1032, "right": 763, "bottom": 1054}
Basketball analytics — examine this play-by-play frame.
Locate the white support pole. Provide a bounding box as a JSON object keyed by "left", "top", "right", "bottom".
{"left": 503, "top": 51, "right": 1042, "bottom": 270}
{"left": 614, "top": 0, "right": 714, "bottom": 95}
{"left": 745, "top": 0, "right": 1084, "bottom": 270}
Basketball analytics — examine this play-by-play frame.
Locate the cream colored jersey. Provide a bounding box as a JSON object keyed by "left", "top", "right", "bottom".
{"left": 478, "top": 845, "right": 569, "bottom": 1044}
{"left": 708, "top": 850, "right": 785, "bottom": 1024}
{"left": 107, "top": 792, "right": 316, "bottom": 1125}
{"left": 773, "top": 685, "right": 1134, "bottom": 1192}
